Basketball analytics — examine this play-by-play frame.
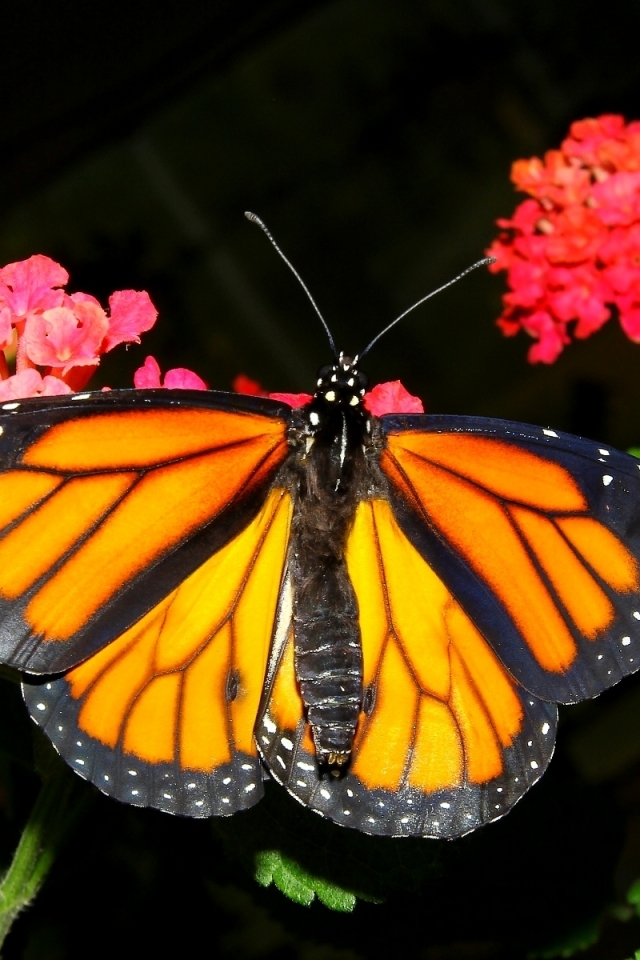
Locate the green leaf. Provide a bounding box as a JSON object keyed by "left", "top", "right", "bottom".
{"left": 212, "top": 780, "right": 443, "bottom": 909}
{"left": 255, "top": 849, "right": 356, "bottom": 910}
{"left": 0, "top": 743, "right": 91, "bottom": 947}
{"left": 627, "top": 448, "right": 640, "bottom": 459}
{"left": 627, "top": 879, "right": 640, "bottom": 914}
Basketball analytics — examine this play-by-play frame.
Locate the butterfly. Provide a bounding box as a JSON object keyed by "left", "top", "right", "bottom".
{"left": 1, "top": 221, "right": 640, "bottom": 841}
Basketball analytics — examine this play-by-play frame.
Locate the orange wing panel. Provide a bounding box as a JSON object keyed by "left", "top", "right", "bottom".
{"left": 0, "top": 473, "right": 137, "bottom": 598}
{"left": 25, "top": 436, "right": 285, "bottom": 641}
{"left": 408, "top": 696, "right": 463, "bottom": 792}
{"left": 509, "top": 505, "right": 614, "bottom": 639}
{"left": 381, "top": 452, "right": 578, "bottom": 673}
{"left": 123, "top": 674, "right": 182, "bottom": 764}
{"left": 64, "top": 487, "right": 292, "bottom": 773}
{"left": 387, "top": 433, "right": 587, "bottom": 511}
{"left": 352, "top": 638, "right": 419, "bottom": 790}
{"left": 0, "top": 470, "right": 62, "bottom": 530}
{"left": 348, "top": 500, "right": 526, "bottom": 792}
{"left": 22, "top": 407, "right": 287, "bottom": 471}
{"left": 556, "top": 516, "right": 640, "bottom": 593}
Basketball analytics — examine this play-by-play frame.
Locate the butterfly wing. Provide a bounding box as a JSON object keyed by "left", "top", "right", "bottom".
{"left": 258, "top": 497, "right": 557, "bottom": 837}
{"left": 22, "top": 482, "right": 294, "bottom": 816}
{"left": 0, "top": 389, "right": 291, "bottom": 673}
{"left": 379, "top": 414, "right": 640, "bottom": 702}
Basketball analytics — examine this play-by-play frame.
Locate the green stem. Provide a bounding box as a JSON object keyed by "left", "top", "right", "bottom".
{"left": 0, "top": 756, "right": 89, "bottom": 948}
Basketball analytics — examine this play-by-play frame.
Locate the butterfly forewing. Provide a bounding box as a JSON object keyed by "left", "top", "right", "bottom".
{"left": 380, "top": 414, "right": 640, "bottom": 703}
{"left": 0, "top": 390, "right": 291, "bottom": 673}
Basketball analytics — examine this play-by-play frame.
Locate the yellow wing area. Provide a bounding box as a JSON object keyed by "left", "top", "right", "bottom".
{"left": 259, "top": 496, "right": 553, "bottom": 838}
{"left": 346, "top": 499, "right": 524, "bottom": 792}
{"left": 382, "top": 432, "right": 640, "bottom": 675}
{"left": 0, "top": 407, "right": 288, "bottom": 647}
{"left": 63, "top": 487, "right": 292, "bottom": 773}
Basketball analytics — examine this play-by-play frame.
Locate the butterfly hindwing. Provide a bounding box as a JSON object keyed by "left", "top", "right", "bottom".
{"left": 0, "top": 389, "right": 291, "bottom": 674}
{"left": 23, "top": 485, "right": 293, "bottom": 816}
{"left": 381, "top": 414, "right": 640, "bottom": 703}
{"left": 258, "top": 500, "right": 557, "bottom": 838}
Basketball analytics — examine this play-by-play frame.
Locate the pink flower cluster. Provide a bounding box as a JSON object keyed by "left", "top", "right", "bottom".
{"left": 487, "top": 115, "right": 640, "bottom": 362}
{"left": 0, "top": 254, "right": 206, "bottom": 400}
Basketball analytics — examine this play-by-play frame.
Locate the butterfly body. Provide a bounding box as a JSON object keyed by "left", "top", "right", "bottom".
{"left": 286, "top": 356, "right": 373, "bottom": 767}
{"left": 1, "top": 371, "right": 640, "bottom": 837}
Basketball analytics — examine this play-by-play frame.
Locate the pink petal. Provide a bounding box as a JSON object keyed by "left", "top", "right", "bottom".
{"left": 269, "top": 392, "right": 313, "bottom": 407}
{"left": 0, "top": 255, "right": 68, "bottom": 318}
{"left": 363, "top": 381, "right": 424, "bottom": 416}
{"left": 0, "top": 306, "right": 12, "bottom": 349}
{"left": 103, "top": 290, "right": 158, "bottom": 352}
{"left": 24, "top": 302, "right": 109, "bottom": 373}
{"left": 163, "top": 367, "right": 208, "bottom": 390}
{"left": 133, "top": 355, "right": 162, "bottom": 389}
{"left": 0, "top": 369, "right": 72, "bottom": 400}
{"left": 133, "top": 356, "right": 207, "bottom": 390}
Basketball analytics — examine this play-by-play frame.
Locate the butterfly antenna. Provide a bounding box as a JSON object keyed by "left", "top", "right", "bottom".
{"left": 245, "top": 212, "right": 338, "bottom": 358}
{"left": 357, "top": 256, "right": 496, "bottom": 362}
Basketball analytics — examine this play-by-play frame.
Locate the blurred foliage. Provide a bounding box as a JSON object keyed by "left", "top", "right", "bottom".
{"left": 3, "top": 0, "right": 640, "bottom": 957}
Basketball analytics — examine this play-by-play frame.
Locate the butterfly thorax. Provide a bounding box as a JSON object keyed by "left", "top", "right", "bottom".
{"left": 290, "top": 356, "right": 371, "bottom": 772}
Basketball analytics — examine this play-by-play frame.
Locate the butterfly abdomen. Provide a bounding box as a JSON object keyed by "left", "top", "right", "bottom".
{"left": 291, "top": 400, "right": 369, "bottom": 768}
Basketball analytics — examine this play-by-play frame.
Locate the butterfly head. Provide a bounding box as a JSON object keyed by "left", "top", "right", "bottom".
{"left": 313, "top": 353, "right": 368, "bottom": 412}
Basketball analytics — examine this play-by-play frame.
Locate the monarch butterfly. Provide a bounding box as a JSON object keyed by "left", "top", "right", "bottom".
{"left": 0, "top": 216, "right": 639, "bottom": 841}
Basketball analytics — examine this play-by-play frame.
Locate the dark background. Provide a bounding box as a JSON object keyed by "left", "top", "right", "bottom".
{"left": 3, "top": 1, "right": 640, "bottom": 957}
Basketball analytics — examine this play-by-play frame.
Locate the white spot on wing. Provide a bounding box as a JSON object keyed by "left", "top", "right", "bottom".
{"left": 530, "top": 760, "right": 539, "bottom": 770}
{"left": 542, "top": 722, "right": 550, "bottom": 735}
{"left": 622, "top": 637, "right": 632, "bottom": 646}
{"left": 71, "top": 393, "right": 92, "bottom": 401}
{"left": 36, "top": 702, "right": 46, "bottom": 711}
{"left": 603, "top": 475, "right": 613, "bottom": 486}
{"left": 2, "top": 402, "right": 19, "bottom": 410}
{"left": 281, "top": 737, "right": 293, "bottom": 751}
{"left": 599, "top": 449, "right": 610, "bottom": 456}
{"left": 263, "top": 717, "right": 277, "bottom": 733}
{"left": 543, "top": 429, "right": 558, "bottom": 438}
{"left": 320, "top": 788, "right": 331, "bottom": 800}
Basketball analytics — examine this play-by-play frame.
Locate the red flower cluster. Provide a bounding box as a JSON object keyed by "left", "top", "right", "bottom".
{"left": 487, "top": 115, "right": 640, "bottom": 362}
{"left": 0, "top": 254, "right": 206, "bottom": 399}
{"left": 232, "top": 373, "right": 424, "bottom": 415}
